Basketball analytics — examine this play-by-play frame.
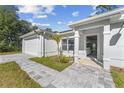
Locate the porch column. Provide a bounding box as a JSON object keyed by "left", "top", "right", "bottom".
{"left": 38, "top": 34, "right": 43, "bottom": 57}
{"left": 22, "top": 39, "right": 25, "bottom": 53}
{"left": 74, "top": 30, "right": 79, "bottom": 62}
{"left": 103, "top": 24, "right": 111, "bottom": 70}
{"left": 67, "top": 38, "right": 69, "bottom": 52}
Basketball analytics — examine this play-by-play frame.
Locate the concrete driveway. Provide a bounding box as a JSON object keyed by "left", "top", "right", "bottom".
{"left": 0, "top": 54, "right": 115, "bottom": 88}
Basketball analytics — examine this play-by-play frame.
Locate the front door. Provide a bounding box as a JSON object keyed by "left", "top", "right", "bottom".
{"left": 86, "top": 35, "right": 97, "bottom": 58}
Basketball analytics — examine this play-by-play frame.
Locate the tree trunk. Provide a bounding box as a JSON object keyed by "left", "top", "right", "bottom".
{"left": 57, "top": 43, "right": 60, "bottom": 62}
{"left": 58, "top": 44, "right": 59, "bottom": 56}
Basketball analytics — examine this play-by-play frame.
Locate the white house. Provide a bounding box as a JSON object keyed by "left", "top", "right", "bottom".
{"left": 21, "top": 8, "right": 124, "bottom": 70}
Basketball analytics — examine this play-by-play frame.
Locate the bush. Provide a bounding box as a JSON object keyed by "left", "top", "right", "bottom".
{"left": 59, "top": 55, "right": 70, "bottom": 63}
{"left": 9, "top": 45, "right": 20, "bottom": 52}
{"left": 0, "top": 41, "right": 9, "bottom": 52}
{"left": 0, "top": 41, "right": 20, "bottom": 52}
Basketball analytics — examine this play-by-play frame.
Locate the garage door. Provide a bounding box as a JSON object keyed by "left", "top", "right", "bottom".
{"left": 24, "top": 37, "right": 39, "bottom": 56}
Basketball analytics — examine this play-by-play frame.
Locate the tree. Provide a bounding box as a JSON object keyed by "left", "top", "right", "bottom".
{"left": 52, "top": 34, "right": 62, "bottom": 56}
{"left": 0, "top": 5, "right": 35, "bottom": 52}
{"left": 94, "top": 5, "right": 118, "bottom": 15}
{"left": 45, "top": 28, "right": 52, "bottom": 32}
{"left": 0, "top": 6, "right": 19, "bottom": 45}
{"left": 16, "top": 20, "right": 37, "bottom": 35}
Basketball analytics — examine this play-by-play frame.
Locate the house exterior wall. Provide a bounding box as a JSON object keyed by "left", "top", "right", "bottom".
{"left": 103, "top": 22, "right": 124, "bottom": 70}
{"left": 74, "top": 20, "right": 124, "bottom": 70}
{"left": 22, "top": 34, "right": 58, "bottom": 57}
{"left": 44, "top": 35, "right": 58, "bottom": 56}
{"left": 22, "top": 34, "right": 42, "bottom": 57}
{"left": 61, "top": 19, "right": 124, "bottom": 70}
{"left": 75, "top": 19, "right": 109, "bottom": 31}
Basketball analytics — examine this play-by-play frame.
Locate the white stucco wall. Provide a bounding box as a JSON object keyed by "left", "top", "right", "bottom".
{"left": 75, "top": 19, "right": 109, "bottom": 31}
{"left": 22, "top": 33, "right": 58, "bottom": 57}
{"left": 22, "top": 35, "right": 41, "bottom": 57}
{"left": 44, "top": 35, "right": 58, "bottom": 56}
{"left": 103, "top": 22, "right": 124, "bottom": 70}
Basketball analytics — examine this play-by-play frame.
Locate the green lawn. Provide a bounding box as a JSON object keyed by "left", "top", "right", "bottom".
{"left": 0, "top": 62, "right": 41, "bottom": 88}
{"left": 111, "top": 66, "right": 124, "bottom": 88}
{"left": 0, "top": 51, "right": 21, "bottom": 55}
{"left": 30, "top": 56, "right": 73, "bottom": 72}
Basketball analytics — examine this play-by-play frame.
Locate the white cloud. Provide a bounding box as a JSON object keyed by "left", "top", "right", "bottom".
{"left": 34, "top": 15, "right": 48, "bottom": 18}
{"left": 72, "top": 11, "right": 79, "bottom": 17}
{"left": 41, "top": 24, "right": 50, "bottom": 27}
{"left": 68, "top": 21, "right": 73, "bottom": 24}
{"left": 18, "top": 5, "right": 56, "bottom": 19}
{"left": 57, "top": 21, "right": 63, "bottom": 25}
{"left": 32, "top": 22, "right": 50, "bottom": 27}
{"left": 26, "top": 18, "right": 33, "bottom": 23}
{"left": 62, "top": 5, "right": 67, "bottom": 8}
{"left": 42, "top": 5, "right": 56, "bottom": 15}
{"left": 26, "top": 18, "right": 50, "bottom": 27}
{"left": 18, "top": 6, "right": 39, "bottom": 14}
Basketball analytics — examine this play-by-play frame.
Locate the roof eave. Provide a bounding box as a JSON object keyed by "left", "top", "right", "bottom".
{"left": 20, "top": 30, "right": 54, "bottom": 39}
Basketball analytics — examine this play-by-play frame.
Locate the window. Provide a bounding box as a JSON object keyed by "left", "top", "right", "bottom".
{"left": 62, "top": 38, "right": 74, "bottom": 51}
{"left": 62, "top": 39, "right": 67, "bottom": 50}
{"left": 68, "top": 38, "right": 74, "bottom": 50}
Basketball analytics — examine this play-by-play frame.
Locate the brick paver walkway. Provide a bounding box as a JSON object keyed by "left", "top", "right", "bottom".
{"left": 0, "top": 54, "right": 59, "bottom": 87}
{"left": 0, "top": 54, "right": 115, "bottom": 88}
{"left": 50, "top": 63, "right": 115, "bottom": 88}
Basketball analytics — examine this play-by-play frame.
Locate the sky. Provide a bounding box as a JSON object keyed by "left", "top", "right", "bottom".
{"left": 17, "top": 5, "right": 124, "bottom": 32}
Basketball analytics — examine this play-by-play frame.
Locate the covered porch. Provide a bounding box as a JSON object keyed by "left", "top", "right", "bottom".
{"left": 60, "top": 24, "right": 109, "bottom": 66}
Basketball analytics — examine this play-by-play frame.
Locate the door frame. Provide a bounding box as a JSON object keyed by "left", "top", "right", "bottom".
{"left": 84, "top": 33, "right": 100, "bottom": 59}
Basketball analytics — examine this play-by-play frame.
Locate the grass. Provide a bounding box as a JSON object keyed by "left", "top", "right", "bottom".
{"left": 111, "top": 66, "right": 124, "bottom": 88}
{"left": 30, "top": 56, "right": 73, "bottom": 72}
{"left": 0, "top": 51, "right": 21, "bottom": 55}
{"left": 0, "top": 62, "right": 41, "bottom": 88}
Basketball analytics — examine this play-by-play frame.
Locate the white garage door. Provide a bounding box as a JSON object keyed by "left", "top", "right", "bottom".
{"left": 24, "top": 37, "right": 39, "bottom": 56}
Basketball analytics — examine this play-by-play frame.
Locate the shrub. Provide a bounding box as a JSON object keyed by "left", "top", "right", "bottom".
{"left": 0, "top": 41, "right": 9, "bottom": 52}
{"left": 0, "top": 41, "right": 20, "bottom": 52}
{"left": 59, "top": 55, "right": 70, "bottom": 63}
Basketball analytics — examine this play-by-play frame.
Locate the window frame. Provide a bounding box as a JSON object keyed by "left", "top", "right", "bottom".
{"left": 62, "top": 39, "right": 67, "bottom": 51}
{"left": 62, "top": 38, "right": 74, "bottom": 51}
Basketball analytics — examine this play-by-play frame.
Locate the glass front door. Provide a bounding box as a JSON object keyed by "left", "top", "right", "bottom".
{"left": 86, "top": 35, "right": 97, "bottom": 58}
